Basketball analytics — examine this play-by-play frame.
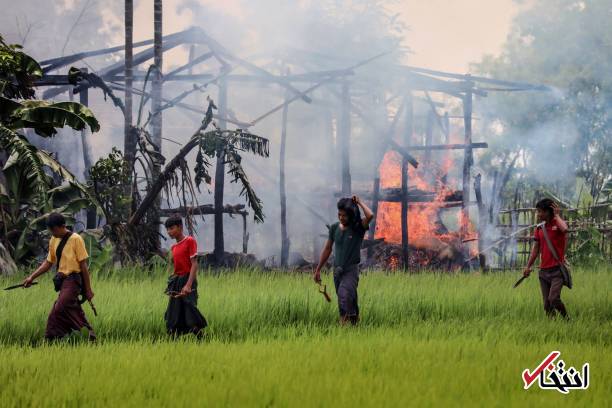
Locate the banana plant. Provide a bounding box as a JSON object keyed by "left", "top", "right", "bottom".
{"left": 0, "top": 34, "right": 100, "bottom": 267}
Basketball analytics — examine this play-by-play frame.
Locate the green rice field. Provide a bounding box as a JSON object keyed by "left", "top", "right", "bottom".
{"left": 1, "top": 266, "right": 610, "bottom": 407}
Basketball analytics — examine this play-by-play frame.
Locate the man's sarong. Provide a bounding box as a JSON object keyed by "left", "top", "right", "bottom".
{"left": 333, "top": 264, "right": 360, "bottom": 318}
{"left": 165, "top": 274, "right": 208, "bottom": 335}
{"left": 45, "top": 274, "right": 94, "bottom": 340}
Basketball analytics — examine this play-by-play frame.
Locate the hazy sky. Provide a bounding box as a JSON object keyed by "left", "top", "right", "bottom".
{"left": 395, "top": 1, "right": 524, "bottom": 72}
{"left": 97, "top": 0, "right": 523, "bottom": 73}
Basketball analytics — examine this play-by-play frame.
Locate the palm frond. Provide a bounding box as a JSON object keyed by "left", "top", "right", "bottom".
{"left": 194, "top": 146, "right": 212, "bottom": 189}
{"left": 225, "top": 149, "right": 264, "bottom": 223}
{"left": 225, "top": 130, "right": 270, "bottom": 157}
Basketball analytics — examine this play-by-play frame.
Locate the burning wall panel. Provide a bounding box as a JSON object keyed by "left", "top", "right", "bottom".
{"left": 371, "top": 150, "right": 479, "bottom": 269}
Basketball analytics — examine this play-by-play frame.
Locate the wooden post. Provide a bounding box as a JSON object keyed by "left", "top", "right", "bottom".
{"left": 150, "top": 0, "right": 163, "bottom": 244}
{"left": 123, "top": 0, "right": 135, "bottom": 189}
{"left": 242, "top": 213, "right": 249, "bottom": 254}
{"left": 339, "top": 81, "right": 351, "bottom": 195}
{"left": 151, "top": 0, "right": 163, "bottom": 152}
{"left": 187, "top": 45, "right": 196, "bottom": 75}
{"left": 321, "top": 108, "right": 336, "bottom": 220}
{"left": 461, "top": 91, "right": 473, "bottom": 243}
{"left": 367, "top": 176, "right": 380, "bottom": 259}
{"left": 424, "top": 110, "right": 435, "bottom": 185}
{"left": 424, "top": 110, "right": 434, "bottom": 165}
{"left": 213, "top": 78, "right": 227, "bottom": 261}
{"left": 474, "top": 174, "right": 487, "bottom": 271}
{"left": 510, "top": 210, "right": 518, "bottom": 267}
{"left": 279, "top": 83, "right": 291, "bottom": 267}
{"left": 79, "top": 68, "right": 96, "bottom": 229}
{"left": 401, "top": 93, "right": 414, "bottom": 269}
{"left": 443, "top": 112, "right": 450, "bottom": 143}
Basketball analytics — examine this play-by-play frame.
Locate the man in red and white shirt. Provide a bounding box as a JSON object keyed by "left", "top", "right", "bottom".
{"left": 164, "top": 215, "right": 207, "bottom": 337}
{"left": 523, "top": 199, "right": 570, "bottom": 319}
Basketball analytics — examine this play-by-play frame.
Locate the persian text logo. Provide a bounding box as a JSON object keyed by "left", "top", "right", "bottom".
{"left": 522, "top": 351, "right": 589, "bottom": 394}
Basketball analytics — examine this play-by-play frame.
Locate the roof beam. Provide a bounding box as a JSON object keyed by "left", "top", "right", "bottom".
{"left": 40, "top": 29, "right": 193, "bottom": 73}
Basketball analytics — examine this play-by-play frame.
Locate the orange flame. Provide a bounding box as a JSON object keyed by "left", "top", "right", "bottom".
{"left": 374, "top": 150, "right": 478, "bottom": 258}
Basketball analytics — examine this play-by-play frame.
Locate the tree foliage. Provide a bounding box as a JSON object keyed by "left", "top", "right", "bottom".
{"left": 473, "top": 0, "right": 611, "bottom": 206}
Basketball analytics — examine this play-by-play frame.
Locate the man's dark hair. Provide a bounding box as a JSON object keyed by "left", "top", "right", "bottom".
{"left": 46, "top": 212, "right": 66, "bottom": 229}
{"left": 337, "top": 197, "right": 362, "bottom": 227}
{"left": 536, "top": 198, "right": 555, "bottom": 217}
{"left": 164, "top": 215, "right": 183, "bottom": 229}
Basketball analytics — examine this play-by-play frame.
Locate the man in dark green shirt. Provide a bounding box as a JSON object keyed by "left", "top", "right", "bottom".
{"left": 314, "top": 196, "right": 374, "bottom": 325}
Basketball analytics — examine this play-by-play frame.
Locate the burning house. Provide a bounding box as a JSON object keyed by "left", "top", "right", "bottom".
{"left": 324, "top": 68, "right": 550, "bottom": 272}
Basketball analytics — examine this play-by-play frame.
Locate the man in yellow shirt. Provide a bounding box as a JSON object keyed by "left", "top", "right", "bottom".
{"left": 23, "top": 213, "right": 96, "bottom": 341}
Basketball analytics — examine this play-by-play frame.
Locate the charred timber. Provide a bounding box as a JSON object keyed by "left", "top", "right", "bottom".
{"left": 338, "top": 189, "right": 463, "bottom": 203}
{"left": 35, "top": 72, "right": 354, "bottom": 87}
{"left": 385, "top": 189, "right": 462, "bottom": 203}
{"left": 405, "top": 142, "right": 487, "bottom": 151}
{"left": 160, "top": 204, "right": 247, "bottom": 217}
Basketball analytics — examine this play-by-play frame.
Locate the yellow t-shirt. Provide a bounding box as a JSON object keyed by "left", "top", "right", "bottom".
{"left": 46, "top": 233, "right": 89, "bottom": 275}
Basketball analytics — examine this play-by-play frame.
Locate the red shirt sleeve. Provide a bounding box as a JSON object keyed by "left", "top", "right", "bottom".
{"left": 533, "top": 227, "right": 540, "bottom": 242}
{"left": 188, "top": 236, "right": 198, "bottom": 258}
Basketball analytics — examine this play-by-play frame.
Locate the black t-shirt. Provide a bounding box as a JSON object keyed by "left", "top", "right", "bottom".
{"left": 328, "top": 222, "right": 368, "bottom": 267}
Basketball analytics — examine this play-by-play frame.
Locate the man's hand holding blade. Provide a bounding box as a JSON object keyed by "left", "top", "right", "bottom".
{"left": 313, "top": 268, "right": 321, "bottom": 284}
{"left": 22, "top": 275, "right": 36, "bottom": 288}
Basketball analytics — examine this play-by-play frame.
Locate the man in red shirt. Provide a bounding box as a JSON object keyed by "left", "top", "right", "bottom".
{"left": 523, "top": 199, "right": 570, "bottom": 319}
{"left": 164, "top": 215, "right": 207, "bottom": 337}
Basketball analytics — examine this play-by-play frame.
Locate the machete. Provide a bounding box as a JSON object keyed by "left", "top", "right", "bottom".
{"left": 4, "top": 281, "right": 98, "bottom": 316}
{"left": 4, "top": 282, "right": 39, "bottom": 290}
{"left": 87, "top": 300, "right": 98, "bottom": 317}
{"left": 513, "top": 275, "right": 528, "bottom": 288}
{"left": 318, "top": 283, "right": 332, "bottom": 302}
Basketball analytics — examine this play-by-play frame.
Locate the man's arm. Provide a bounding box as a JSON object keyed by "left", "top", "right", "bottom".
{"left": 181, "top": 258, "right": 198, "bottom": 296}
{"left": 353, "top": 196, "right": 374, "bottom": 229}
{"left": 314, "top": 239, "right": 333, "bottom": 283}
{"left": 80, "top": 260, "right": 94, "bottom": 300}
{"left": 23, "top": 260, "right": 53, "bottom": 287}
{"left": 523, "top": 241, "right": 540, "bottom": 276}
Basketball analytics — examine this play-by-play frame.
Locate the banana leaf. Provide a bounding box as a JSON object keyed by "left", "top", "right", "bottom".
{"left": 11, "top": 101, "right": 100, "bottom": 136}
{"left": 37, "top": 149, "right": 77, "bottom": 183}
{"left": 0, "top": 96, "right": 23, "bottom": 120}
{"left": 19, "top": 52, "right": 42, "bottom": 78}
